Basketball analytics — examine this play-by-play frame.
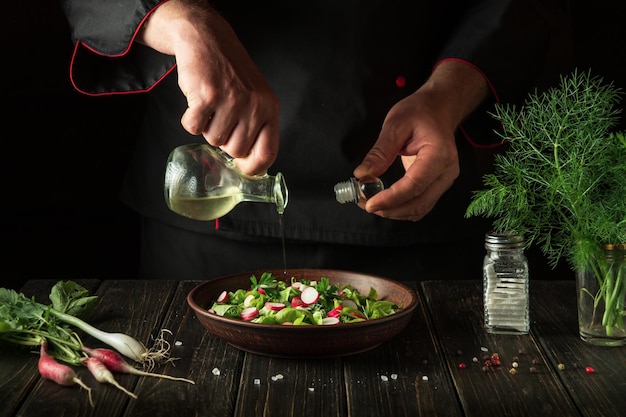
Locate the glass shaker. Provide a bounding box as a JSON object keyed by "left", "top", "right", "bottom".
{"left": 483, "top": 231, "right": 530, "bottom": 335}
{"left": 164, "top": 143, "right": 288, "bottom": 221}
{"left": 334, "top": 177, "right": 384, "bottom": 204}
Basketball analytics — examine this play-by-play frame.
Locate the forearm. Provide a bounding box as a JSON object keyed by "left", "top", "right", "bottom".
{"left": 419, "top": 59, "right": 490, "bottom": 131}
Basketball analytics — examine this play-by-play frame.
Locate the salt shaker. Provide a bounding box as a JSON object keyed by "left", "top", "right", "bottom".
{"left": 483, "top": 231, "right": 530, "bottom": 334}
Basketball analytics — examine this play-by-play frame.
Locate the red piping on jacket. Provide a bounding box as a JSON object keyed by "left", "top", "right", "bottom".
{"left": 68, "top": 3, "right": 177, "bottom": 97}
{"left": 433, "top": 57, "right": 503, "bottom": 150}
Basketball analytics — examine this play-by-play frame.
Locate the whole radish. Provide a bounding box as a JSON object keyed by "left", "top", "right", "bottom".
{"left": 83, "top": 357, "right": 138, "bottom": 399}
{"left": 38, "top": 342, "right": 94, "bottom": 407}
{"left": 82, "top": 346, "right": 195, "bottom": 384}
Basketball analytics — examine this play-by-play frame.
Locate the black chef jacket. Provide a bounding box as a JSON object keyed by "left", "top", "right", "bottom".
{"left": 59, "top": 0, "right": 554, "bottom": 247}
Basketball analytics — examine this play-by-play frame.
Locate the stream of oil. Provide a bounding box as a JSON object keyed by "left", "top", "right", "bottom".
{"left": 279, "top": 213, "right": 287, "bottom": 275}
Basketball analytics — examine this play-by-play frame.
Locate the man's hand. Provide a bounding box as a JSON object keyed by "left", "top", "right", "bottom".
{"left": 353, "top": 60, "right": 490, "bottom": 221}
{"left": 138, "top": 0, "right": 280, "bottom": 175}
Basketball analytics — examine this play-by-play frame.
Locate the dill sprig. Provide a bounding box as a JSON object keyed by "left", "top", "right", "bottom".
{"left": 466, "top": 70, "right": 626, "bottom": 271}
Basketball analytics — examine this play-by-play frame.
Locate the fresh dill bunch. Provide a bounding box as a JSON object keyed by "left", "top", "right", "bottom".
{"left": 466, "top": 70, "right": 626, "bottom": 270}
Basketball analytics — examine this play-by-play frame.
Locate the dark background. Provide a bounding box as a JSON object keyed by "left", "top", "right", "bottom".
{"left": 2, "top": 1, "right": 625, "bottom": 289}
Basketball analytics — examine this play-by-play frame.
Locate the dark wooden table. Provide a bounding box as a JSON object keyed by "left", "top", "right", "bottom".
{"left": 2, "top": 279, "right": 625, "bottom": 417}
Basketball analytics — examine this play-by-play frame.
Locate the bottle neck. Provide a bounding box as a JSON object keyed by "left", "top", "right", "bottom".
{"left": 240, "top": 172, "right": 288, "bottom": 214}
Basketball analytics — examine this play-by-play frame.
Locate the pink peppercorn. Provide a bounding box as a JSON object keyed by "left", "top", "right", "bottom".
{"left": 458, "top": 363, "right": 467, "bottom": 369}
{"left": 585, "top": 366, "right": 595, "bottom": 374}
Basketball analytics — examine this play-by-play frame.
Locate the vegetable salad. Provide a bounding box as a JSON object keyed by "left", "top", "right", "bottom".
{"left": 209, "top": 272, "right": 400, "bottom": 325}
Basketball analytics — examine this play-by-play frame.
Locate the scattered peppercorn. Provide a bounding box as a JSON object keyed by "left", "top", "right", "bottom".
{"left": 585, "top": 366, "right": 595, "bottom": 374}
{"left": 557, "top": 363, "right": 566, "bottom": 370}
{"left": 458, "top": 363, "right": 467, "bottom": 369}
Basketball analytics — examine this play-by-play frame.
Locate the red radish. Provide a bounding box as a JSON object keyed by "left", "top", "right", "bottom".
{"left": 265, "top": 302, "right": 286, "bottom": 311}
{"left": 291, "top": 296, "right": 305, "bottom": 308}
{"left": 291, "top": 281, "right": 303, "bottom": 290}
{"left": 217, "top": 291, "right": 228, "bottom": 303}
{"left": 240, "top": 307, "right": 259, "bottom": 321}
{"left": 258, "top": 287, "right": 266, "bottom": 295}
{"left": 83, "top": 357, "right": 138, "bottom": 399}
{"left": 243, "top": 294, "right": 256, "bottom": 307}
{"left": 82, "top": 346, "right": 195, "bottom": 384}
{"left": 38, "top": 343, "right": 94, "bottom": 406}
{"left": 321, "top": 317, "right": 340, "bottom": 325}
{"left": 300, "top": 287, "right": 319, "bottom": 305}
{"left": 327, "top": 306, "right": 342, "bottom": 318}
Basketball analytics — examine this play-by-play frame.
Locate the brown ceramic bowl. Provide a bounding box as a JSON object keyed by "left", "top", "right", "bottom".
{"left": 187, "top": 268, "right": 418, "bottom": 358}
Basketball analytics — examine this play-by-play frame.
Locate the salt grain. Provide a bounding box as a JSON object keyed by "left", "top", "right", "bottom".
{"left": 380, "top": 375, "right": 389, "bottom": 382}
{"left": 390, "top": 374, "right": 398, "bottom": 380}
{"left": 422, "top": 375, "right": 429, "bottom": 381}
{"left": 212, "top": 368, "right": 220, "bottom": 376}
{"left": 254, "top": 378, "right": 261, "bottom": 385}
{"left": 175, "top": 340, "right": 183, "bottom": 346}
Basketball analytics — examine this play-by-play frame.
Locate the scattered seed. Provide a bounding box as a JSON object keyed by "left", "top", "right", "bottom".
{"left": 308, "top": 387, "right": 315, "bottom": 392}
{"left": 529, "top": 366, "right": 538, "bottom": 374}
{"left": 390, "top": 374, "right": 398, "bottom": 380}
{"left": 509, "top": 368, "right": 517, "bottom": 375}
{"left": 512, "top": 362, "right": 519, "bottom": 368}
{"left": 422, "top": 375, "right": 429, "bottom": 381}
{"left": 472, "top": 357, "right": 479, "bottom": 363}
{"left": 212, "top": 367, "right": 221, "bottom": 376}
{"left": 254, "top": 378, "right": 261, "bottom": 385}
{"left": 481, "top": 347, "right": 489, "bottom": 352}
{"left": 175, "top": 340, "right": 183, "bottom": 346}
{"left": 557, "top": 363, "right": 565, "bottom": 371}
{"left": 381, "top": 375, "right": 389, "bottom": 382}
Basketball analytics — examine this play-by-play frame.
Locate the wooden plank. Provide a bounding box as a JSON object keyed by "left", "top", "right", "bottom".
{"left": 343, "top": 287, "right": 463, "bottom": 417}
{"left": 421, "top": 281, "right": 580, "bottom": 417}
{"left": 530, "top": 281, "right": 626, "bottom": 417}
{"left": 126, "top": 280, "right": 245, "bottom": 417}
{"left": 235, "top": 354, "right": 345, "bottom": 417}
{"left": 14, "top": 280, "right": 176, "bottom": 417}
{"left": 0, "top": 279, "right": 101, "bottom": 417}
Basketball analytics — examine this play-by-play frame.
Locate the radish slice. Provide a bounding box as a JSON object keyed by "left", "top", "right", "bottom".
{"left": 265, "top": 302, "right": 286, "bottom": 311}
{"left": 321, "top": 317, "right": 340, "bottom": 325}
{"left": 300, "top": 287, "right": 319, "bottom": 305}
{"left": 327, "top": 306, "right": 342, "bottom": 318}
{"left": 291, "top": 296, "right": 305, "bottom": 308}
{"left": 243, "top": 294, "right": 256, "bottom": 307}
{"left": 240, "top": 307, "right": 259, "bottom": 321}
{"left": 217, "top": 290, "right": 229, "bottom": 303}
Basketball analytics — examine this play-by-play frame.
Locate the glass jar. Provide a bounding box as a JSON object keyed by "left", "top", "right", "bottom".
{"left": 164, "top": 143, "right": 288, "bottom": 221}
{"left": 483, "top": 231, "right": 530, "bottom": 335}
{"left": 576, "top": 243, "right": 626, "bottom": 346}
{"left": 334, "top": 177, "right": 384, "bottom": 204}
